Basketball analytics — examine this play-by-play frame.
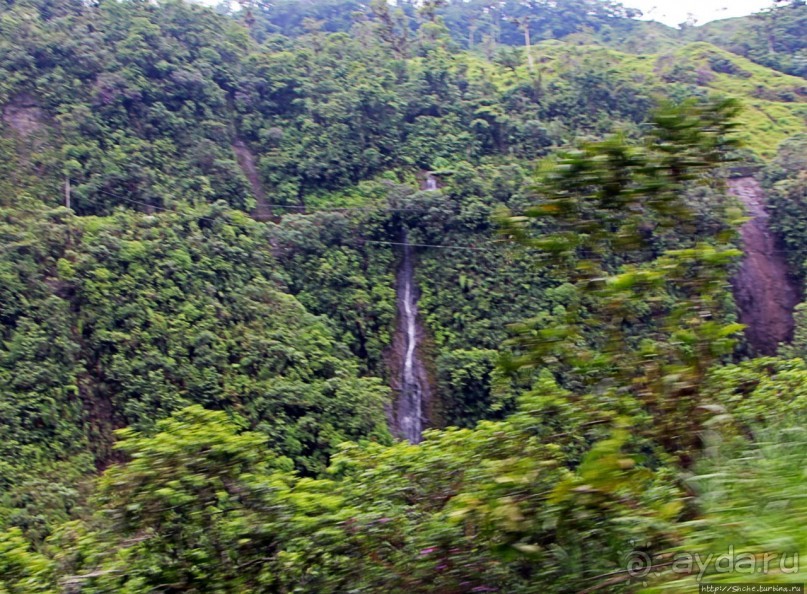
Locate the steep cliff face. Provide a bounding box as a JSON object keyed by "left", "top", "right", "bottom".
{"left": 232, "top": 139, "right": 272, "bottom": 220}
{"left": 730, "top": 177, "right": 801, "bottom": 355}
{"left": 2, "top": 94, "right": 47, "bottom": 141}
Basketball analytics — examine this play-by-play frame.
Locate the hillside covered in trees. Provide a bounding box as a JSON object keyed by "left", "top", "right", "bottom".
{"left": 0, "top": 0, "right": 806, "bottom": 592}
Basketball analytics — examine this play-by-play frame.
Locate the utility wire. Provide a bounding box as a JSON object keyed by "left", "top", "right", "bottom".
{"left": 61, "top": 186, "right": 807, "bottom": 256}
{"left": 362, "top": 240, "right": 502, "bottom": 252}
{"left": 80, "top": 188, "right": 508, "bottom": 253}
{"left": 93, "top": 187, "right": 454, "bottom": 217}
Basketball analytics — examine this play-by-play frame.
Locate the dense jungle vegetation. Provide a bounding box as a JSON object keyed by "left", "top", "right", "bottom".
{"left": 0, "top": 0, "right": 806, "bottom": 591}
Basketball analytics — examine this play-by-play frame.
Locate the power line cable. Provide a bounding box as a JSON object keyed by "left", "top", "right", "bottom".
{"left": 93, "top": 187, "right": 454, "bottom": 217}
{"left": 83, "top": 188, "right": 508, "bottom": 253}
{"left": 70, "top": 186, "right": 807, "bottom": 256}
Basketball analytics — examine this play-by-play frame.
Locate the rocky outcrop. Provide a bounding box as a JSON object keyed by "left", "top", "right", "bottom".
{"left": 730, "top": 176, "right": 801, "bottom": 355}
{"left": 2, "top": 94, "right": 46, "bottom": 141}
{"left": 232, "top": 139, "right": 272, "bottom": 220}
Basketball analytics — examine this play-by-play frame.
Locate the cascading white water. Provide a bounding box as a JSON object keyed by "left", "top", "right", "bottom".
{"left": 396, "top": 233, "right": 424, "bottom": 443}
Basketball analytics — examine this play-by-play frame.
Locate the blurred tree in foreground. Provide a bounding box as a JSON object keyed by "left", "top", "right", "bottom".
{"left": 500, "top": 98, "right": 744, "bottom": 463}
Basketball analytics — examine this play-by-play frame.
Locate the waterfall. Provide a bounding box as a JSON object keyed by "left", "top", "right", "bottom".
{"left": 394, "top": 232, "right": 426, "bottom": 443}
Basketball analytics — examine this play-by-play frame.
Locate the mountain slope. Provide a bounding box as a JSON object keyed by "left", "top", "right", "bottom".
{"left": 0, "top": 4, "right": 805, "bottom": 588}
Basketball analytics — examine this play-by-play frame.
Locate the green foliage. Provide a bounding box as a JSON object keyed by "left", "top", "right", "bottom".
{"left": 766, "top": 134, "right": 807, "bottom": 276}
{"left": 23, "top": 355, "right": 807, "bottom": 592}
{"left": 500, "top": 99, "right": 744, "bottom": 460}
{"left": 0, "top": 0, "right": 255, "bottom": 212}
{"left": 518, "top": 41, "right": 807, "bottom": 158}
{"left": 646, "top": 424, "right": 807, "bottom": 591}
{"left": 269, "top": 207, "right": 397, "bottom": 373}
{"left": 703, "top": 357, "right": 807, "bottom": 431}
{"left": 0, "top": 528, "right": 55, "bottom": 594}
{"left": 39, "top": 385, "right": 681, "bottom": 593}
{"left": 0, "top": 204, "right": 392, "bottom": 544}
{"left": 66, "top": 406, "right": 290, "bottom": 593}
{"left": 257, "top": 0, "right": 639, "bottom": 50}
{"left": 0, "top": 208, "right": 92, "bottom": 540}
{"left": 694, "top": 1, "right": 807, "bottom": 79}
{"left": 2, "top": 0, "right": 802, "bottom": 222}
{"left": 435, "top": 348, "right": 508, "bottom": 427}
{"left": 68, "top": 206, "right": 393, "bottom": 474}
{"left": 0, "top": 2, "right": 804, "bottom": 592}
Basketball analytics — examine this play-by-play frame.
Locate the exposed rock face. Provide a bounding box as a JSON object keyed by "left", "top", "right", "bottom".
{"left": 730, "top": 176, "right": 801, "bottom": 355}
{"left": 2, "top": 94, "right": 46, "bottom": 140}
{"left": 389, "top": 233, "right": 429, "bottom": 443}
{"left": 232, "top": 139, "right": 271, "bottom": 220}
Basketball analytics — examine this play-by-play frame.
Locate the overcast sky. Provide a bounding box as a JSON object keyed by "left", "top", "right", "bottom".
{"left": 623, "top": 0, "right": 771, "bottom": 26}
{"left": 197, "top": 0, "right": 774, "bottom": 29}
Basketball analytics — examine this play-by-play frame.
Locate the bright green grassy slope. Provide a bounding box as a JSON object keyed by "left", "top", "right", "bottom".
{"left": 467, "top": 40, "right": 806, "bottom": 159}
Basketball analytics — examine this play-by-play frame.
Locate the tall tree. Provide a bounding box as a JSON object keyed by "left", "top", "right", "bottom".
{"left": 500, "top": 99, "right": 744, "bottom": 462}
